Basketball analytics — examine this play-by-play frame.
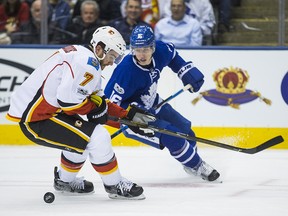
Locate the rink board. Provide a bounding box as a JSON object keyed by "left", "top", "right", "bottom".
{"left": 0, "top": 124, "right": 286, "bottom": 149}
{"left": 1, "top": 46, "right": 288, "bottom": 149}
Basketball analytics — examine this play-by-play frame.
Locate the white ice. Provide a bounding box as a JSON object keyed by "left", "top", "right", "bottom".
{"left": 0, "top": 145, "right": 287, "bottom": 216}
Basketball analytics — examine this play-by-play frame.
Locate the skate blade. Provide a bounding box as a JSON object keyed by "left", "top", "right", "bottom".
{"left": 205, "top": 178, "right": 223, "bottom": 184}
{"left": 108, "top": 193, "right": 146, "bottom": 200}
{"left": 185, "top": 173, "right": 223, "bottom": 183}
{"left": 54, "top": 190, "right": 95, "bottom": 196}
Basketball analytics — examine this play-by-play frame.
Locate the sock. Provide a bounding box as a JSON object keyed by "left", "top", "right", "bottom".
{"left": 160, "top": 125, "right": 201, "bottom": 168}
{"left": 59, "top": 151, "right": 87, "bottom": 182}
{"left": 91, "top": 154, "right": 122, "bottom": 186}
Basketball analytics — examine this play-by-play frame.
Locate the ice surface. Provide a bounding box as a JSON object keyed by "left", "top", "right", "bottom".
{"left": 0, "top": 145, "right": 287, "bottom": 216}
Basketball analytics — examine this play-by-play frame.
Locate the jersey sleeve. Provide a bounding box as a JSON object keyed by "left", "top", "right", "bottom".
{"left": 154, "top": 40, "right": 187, "bottom": 72}
{"left": 165, "top": 44, "right": 187, "bottom": 73}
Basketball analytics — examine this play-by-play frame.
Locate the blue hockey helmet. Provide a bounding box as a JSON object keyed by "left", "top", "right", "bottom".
{"left": 130, "top": 25, "right": 155, "bottom": 49}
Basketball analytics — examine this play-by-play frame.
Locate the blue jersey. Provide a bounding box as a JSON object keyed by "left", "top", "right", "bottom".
{"left": 104, "top": 40, "right": 187, "bottom": 109}
{"left": 105, "top": 40, "right": 203, "bottom": 170}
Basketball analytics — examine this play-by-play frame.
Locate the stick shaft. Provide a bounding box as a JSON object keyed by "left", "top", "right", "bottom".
{"left": 154, "top": 84, "right": 192, "bottom": 109}
{"left": 116, "top": 118, "right": 284, "bottom": 154}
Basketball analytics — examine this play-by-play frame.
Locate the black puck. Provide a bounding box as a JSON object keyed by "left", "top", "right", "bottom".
{"left": 44, "top": 192, "right": 55, "bottom": 203}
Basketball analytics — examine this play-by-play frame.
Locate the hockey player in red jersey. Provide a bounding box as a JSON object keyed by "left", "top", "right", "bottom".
{"left": 6, "top": 26, "right": 155, "bottom": 200}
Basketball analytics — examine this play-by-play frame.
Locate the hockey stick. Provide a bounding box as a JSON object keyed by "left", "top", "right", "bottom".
{"left": 110, "top": 117, "right": 284, "bottom": 154}
{"left": 110, "top": 84, "right": 192, "bottom": 139}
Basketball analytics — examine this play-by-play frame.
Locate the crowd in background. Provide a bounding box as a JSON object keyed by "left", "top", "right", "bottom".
{"left": 0, "top": 0, "right": 241, "bottom": 47}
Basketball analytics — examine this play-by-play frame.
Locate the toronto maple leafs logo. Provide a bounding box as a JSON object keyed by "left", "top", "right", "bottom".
{"left": 140, "top": 82, "right": 157, "bottom": 109}
{"left": 149, "top": 68, "right": 160, "bottom": 83}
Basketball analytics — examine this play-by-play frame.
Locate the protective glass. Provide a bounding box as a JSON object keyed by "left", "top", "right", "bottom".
{"left": 106, "top": 52, "right": 125, "bottom": 65}
{"left": 114, "top": 53, "right": 125, "bottom": 64}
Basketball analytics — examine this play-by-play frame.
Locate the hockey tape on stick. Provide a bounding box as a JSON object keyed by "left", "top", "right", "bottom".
{"left": 110, "top": 117, "right": 284, "bottom": 154}
{"left": 110, "top": 84, "right": 193, "bottom": 139}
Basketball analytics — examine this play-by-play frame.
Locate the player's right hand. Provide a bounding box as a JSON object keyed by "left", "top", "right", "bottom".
{"left": 87, "top": 95, "right": 108, "bottom": 124}
{"left": 127, "top": 125, "right": 155, "bottom": 137}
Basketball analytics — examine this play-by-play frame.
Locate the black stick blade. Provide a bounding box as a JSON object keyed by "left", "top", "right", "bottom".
{"left": 241, "top": 135, "right": 285, "bottom": 154}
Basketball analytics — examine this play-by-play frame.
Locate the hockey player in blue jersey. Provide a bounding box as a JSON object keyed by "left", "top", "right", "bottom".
{"left": 104, "top": 25, "right": 220, "bottom": 181}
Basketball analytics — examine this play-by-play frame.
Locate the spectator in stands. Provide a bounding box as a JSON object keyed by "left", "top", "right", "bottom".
{"left": 232, "top": 0, "right": 241, "bottom": 6}
{"left": 24, "top": 0, "right": 34, "bottom": 7}
{"left": 110, "top": 0, "right": 150, "bottom": 45}
{"left": 163, "top": 0, "right": 216, "bottom": 45}
{"left": 49, "top": 0, "right": 71, "bottom": 30}
{"left": 0, "top": 0, "right": 30, "bottom": 44}
{"left": 63, "top": 0, "right": 102, "bottom": 44}
{"left": 11, "top": 0, "right": 63, "bottom": 44}
{"left": 72, "top": 0, "right": 122, "bottom": 25}
{"left": 154, "top": 0, "right": 202, "bottom": 47}
{"left": 210, "top": 0, "right": 234, "bottom": 33}
{"left": 140, "top": 0, "right": 159, "bottom": 28}
{"left": 120, "top": 0, "right": 160, "bottom": 28}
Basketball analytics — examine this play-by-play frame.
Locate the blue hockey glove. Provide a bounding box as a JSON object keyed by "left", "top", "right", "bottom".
{"left": 178, "top": 62, "right": 204, "bottom": 92}
{"left": 87, "top": 95, "right": 108, "bottom": 124}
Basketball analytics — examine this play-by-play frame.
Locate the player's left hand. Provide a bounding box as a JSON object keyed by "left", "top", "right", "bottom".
{"left": 126, "top": 104, "right": 156, "bottom": 124}
{"left": 178, "top": 63, "right": 204, "bottom": 92}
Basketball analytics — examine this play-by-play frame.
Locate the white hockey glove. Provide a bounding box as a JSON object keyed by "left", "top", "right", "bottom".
{"left": 125, "top": 104, "right": 156, "bottom": 137}
{"left": 128, "top": 126, "right": 155, "bottom": 137}
{"left": 126, "top": 104, "right": 156, "bottom": 124}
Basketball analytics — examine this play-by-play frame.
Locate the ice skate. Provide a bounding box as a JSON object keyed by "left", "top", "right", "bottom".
{"left": 104, "top": 178, "right": 145, "bottom": 200}
{"left": 184, "top": 161, "right": 221, "bottom": 182}
{"left": 53, "top": 166, "right": 94, "bottom": 194}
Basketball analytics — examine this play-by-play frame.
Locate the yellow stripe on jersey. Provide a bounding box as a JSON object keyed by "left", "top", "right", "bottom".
{"left": 6, "top": 114, "right": 21, "bottom": 122}
{"left": 25, "top": 96, "right": 43, "bottom": 122}
{"left": 61, "top": 98, "right": 89, "bottom": 112}
{"left": 23, "top": 122, "right": 85, "bottom": 153}
{"left": 50, "top": 117, "right": 90, "bottom": 142}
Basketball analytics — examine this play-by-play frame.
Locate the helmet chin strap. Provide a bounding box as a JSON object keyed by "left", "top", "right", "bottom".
{"left": 93, "top": 44, "right": 107, "bottom": 61}
{"left": 95, "top": 52, "right": 106, "bottom": 61}
{"left": 90, "top": 44, "right": 109, "bottom": 61}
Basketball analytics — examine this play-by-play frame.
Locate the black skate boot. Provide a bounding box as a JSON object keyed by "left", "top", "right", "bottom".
{"left": 104, "top": 178, "right": 145, "bottom": 200}
{"left": 184, "top": 161, "right": 220, "bottom": 182}
{"left": 53, "top": 166, "right": 94, "bottom": 194}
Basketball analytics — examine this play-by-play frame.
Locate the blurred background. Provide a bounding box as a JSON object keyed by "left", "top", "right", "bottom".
{"left": 0, "top": 0, "right": 287, "bottom": 47}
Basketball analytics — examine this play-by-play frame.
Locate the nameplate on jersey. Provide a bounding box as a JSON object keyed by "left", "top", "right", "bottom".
{"left": 87, "top": 57, "right": 99, "bottom": 70}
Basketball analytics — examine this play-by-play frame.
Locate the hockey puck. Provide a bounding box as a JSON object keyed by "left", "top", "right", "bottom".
{"left": 44, "top": 192, "right": 55, "bottom": 203}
